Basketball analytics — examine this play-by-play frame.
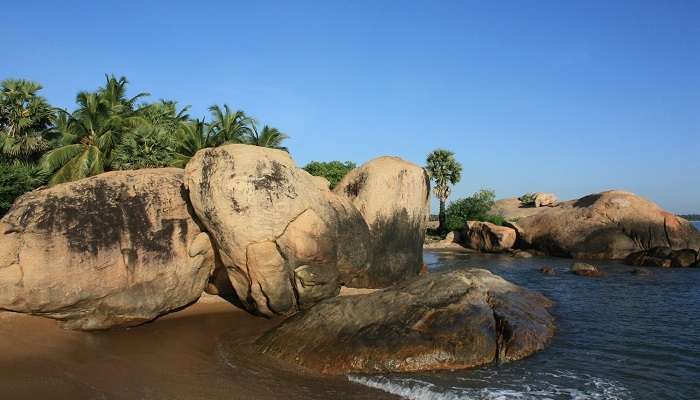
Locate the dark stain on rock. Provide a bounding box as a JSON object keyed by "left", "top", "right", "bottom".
{"left": 23, "top": 177, "right": 189, "bottom": 259}
{"left": 344, "top": 172, "right": 367, "bottom": 198}
{"left": 366, "top": 209, "right": 425, "bottom": 288}
{"left": 423, "top": 169, "right": 431, "bottom": 201}
{"left": 253, "top": 161, "right": 297, "bottom": 202}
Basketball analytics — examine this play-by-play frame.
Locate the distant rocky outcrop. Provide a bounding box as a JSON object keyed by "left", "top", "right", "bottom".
{"left": 184, "top": 145, "right": 371, "bottom": 317}
{"left": 505, "top": 190, "right": 700, "bottom": 260}
{"left": 334, "top": 156, "right": 430, "bottom": 288}
{"left": 0, "top": 169, "right": 214, "bottom": 330}
{"left": 255, "top": 269, "right": 554, "bottom": 374}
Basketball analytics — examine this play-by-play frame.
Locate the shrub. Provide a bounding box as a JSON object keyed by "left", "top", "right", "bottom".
{"left": 303, "top": 161, "right": 356, "bottom": 189}
{"left": 444, "top": 189, "right": 502, "bottom": 231}
{"left": 518, "top": 192, "right": 537, "bottom": 207}
{"left": 0, "top": 162, "right": 47, "bottom": 216}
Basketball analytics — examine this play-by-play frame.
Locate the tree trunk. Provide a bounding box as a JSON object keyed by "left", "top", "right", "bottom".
{"left": 438, "top": 199, "right": 446, "bottom": 232}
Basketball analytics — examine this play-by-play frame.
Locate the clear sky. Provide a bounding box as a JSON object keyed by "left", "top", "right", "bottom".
{"left": 3, "top": 1, "right": 699, "bottom": 213}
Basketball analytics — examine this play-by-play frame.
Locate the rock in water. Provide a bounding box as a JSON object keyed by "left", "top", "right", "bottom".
{"left": 0, "top": 169, "right": 215, "bottom": 330}
{"left": 255, "top": 269, "right": 555, "bottom": 374}
{"left": 333, "top": 156, "right": 430, "bottom": 288}
{"left": 184, "top": 144, "right": 370, "bottom": 316}
{"left": 510, "top": 190, "right": 700, "bottom": 259}
{"left": 571, "top": 262, "right": 602, "bottom": 277}
{"left": 462, "top": 221, "right": 516, "bottom": 252}
{"left": 625, "top": 247, "right": 697, "bottom": 268}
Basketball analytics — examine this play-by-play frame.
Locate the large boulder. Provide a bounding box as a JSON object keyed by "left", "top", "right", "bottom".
{"left": 511, "top": 190, "right": 700, "bottom": 259}
{"left": 0, "top": 169, "right": 215, "bottom": 330}
{"left": 333, "top": 156, "right": 430, "bottom": 288}
{"left": 461, "top": 221, "right": 516, "bottom": 252}
{"left": 184, "top": 144, "right": 370, "bottom": 316}
{"left": 255, "top": 269, "right": 555, "bottom": 374}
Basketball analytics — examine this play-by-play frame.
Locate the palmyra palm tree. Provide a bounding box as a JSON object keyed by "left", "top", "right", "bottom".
{"left": 425, "top": 149, "right": 462, "bottom": 232}
{"left": 0, "top": 79, "right": 55, "bottom": 162}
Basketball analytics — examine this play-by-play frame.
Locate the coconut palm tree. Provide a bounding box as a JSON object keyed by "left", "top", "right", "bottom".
{"left": 171, "top": 119, "right": 217, "bottom": 167}
{"left": 208, "top": 104, "right": 252, "bottom": 145}
{"left": 41, "top": 75, "right": 149, "bottom": 185}
{"left": 0, "top": 79, "right": 55, "bottom": 162}
{"left": 246, "top": 123, "right": 289, "bottom": 151}
{"left": 426, "top": 149, "right": 462, "bottom": 232}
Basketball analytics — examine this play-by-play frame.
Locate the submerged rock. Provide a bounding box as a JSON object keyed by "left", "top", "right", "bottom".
{"left": 508, "top": 191, "right": 700, "bottom": 260}
{"left": 571, "top": 262, "right": 602, "bottom": 277}
{"left": 255, "top": 269, "right": 555, "bottom": 374}
{"left": 0, "top": 169, "right": 214, "bottom": 330}
{"left": 461, "top": 221, "right": 516, "bottom": 252}
{"left": 185, "top": 144, "right": 370, "bottom": 316}
{"left": 334, "top": 156, "right": 430, "bottom": 288}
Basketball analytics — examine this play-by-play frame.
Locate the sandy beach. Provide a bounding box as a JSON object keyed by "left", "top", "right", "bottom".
{"left": 0, "top": 295, "right": 396, "bottom": 400}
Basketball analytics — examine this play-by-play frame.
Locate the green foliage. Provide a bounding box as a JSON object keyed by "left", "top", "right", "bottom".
{"left": 112, "top": 124, "right": 176, "bottom": 170}
{"left": 518, "top": 192, "right": 537, "bottom": 206}
{"left": 303, "top": 160, "right": 356, "bottom": 188}
{"left": 0, "top": 162, "right": 47, "bottom": 216}
{"left": 444, "top": 188, "right": 501, "bottom": 231}
{"left": 138, "top": 100, "right": 189, "bottom": 134}
{"left": 0, "top": 79, "right": 56, "bottom": 162}
{"left": 41, "top": 75, "right": 149, "bottom": 185}
{"left": 0, "top": 74, "right": 292, "bottom": 213}
{"left": 171, "top": 119, "right": 216, "bottom": 168}
{"left": 246, "top": 123, "right": 289, "bottom": 151}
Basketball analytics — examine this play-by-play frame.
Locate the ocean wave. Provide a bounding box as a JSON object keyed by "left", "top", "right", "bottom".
{"left": 347, "top": 370, "right": 631, "bottom": 400}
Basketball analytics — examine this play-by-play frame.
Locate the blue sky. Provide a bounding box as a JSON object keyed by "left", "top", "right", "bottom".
{"left": 3, "top": 1, "right": 699, "bottom": 213}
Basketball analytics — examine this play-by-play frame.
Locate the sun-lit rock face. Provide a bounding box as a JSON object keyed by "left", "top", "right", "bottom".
{"left": 184, "top": 144, "right": 371, "bottom": 316}
{"left": 0, "top": 168, "right": 215, "bottom": 330}
{"left": 333, "top": 156, "right": 430, "bottom": 288}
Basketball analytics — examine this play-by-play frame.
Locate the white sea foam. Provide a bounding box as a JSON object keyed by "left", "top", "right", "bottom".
{"left": 347, "top": 370, "right": 631, "bottom": 400}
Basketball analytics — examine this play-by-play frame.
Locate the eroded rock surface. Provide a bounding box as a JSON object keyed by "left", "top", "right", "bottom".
{"left": 255, "top": 269, "right": 555, "bottom": 374}
{"left": 334, "top": 156, "right": 430, "bottom": 288}
{"left": 0, "top": 169, "right": 214, "bottom": 330}
{"left": 509, "top": 191, "right": 700, "bottom": 259}
{"left": 185, "top": 144, "right": 370, "bottom": 316}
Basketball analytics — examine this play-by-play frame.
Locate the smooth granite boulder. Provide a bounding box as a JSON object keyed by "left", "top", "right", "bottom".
{"left": 0, "top": 169, "right": 214, "bottom": 330}
{"left": 255, "top": 269, "right": 555, "bottom": 374}
{"left": 333, "top": 156, "right": 430, "bottom": 288}
{"left": 184, "top": 144, "right": 370, "bottom": 316}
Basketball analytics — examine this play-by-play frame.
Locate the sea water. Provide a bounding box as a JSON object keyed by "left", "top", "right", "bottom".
{"left": 350, "top": 250, "right": 700, "bottom": 400}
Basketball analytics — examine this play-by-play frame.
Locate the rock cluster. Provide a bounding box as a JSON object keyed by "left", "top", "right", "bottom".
{"left": 0, "top": 146, "right": 431, "bottom": 328}
{"left": 501, "top": 190, "right": 700, "bottom": 261}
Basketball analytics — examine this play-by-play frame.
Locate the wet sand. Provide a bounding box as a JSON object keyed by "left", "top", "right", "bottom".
{"left": 0, "top": 295, "right": 397, "bottom": 400}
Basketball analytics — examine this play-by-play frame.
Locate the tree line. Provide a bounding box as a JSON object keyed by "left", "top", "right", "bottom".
{"left": 0, "top": 75, "right": 289, "bottom": 214}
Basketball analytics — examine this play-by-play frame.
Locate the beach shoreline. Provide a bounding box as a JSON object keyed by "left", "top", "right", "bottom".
{"left": 0, "top": 295, "right": 397, "bottom": 400}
